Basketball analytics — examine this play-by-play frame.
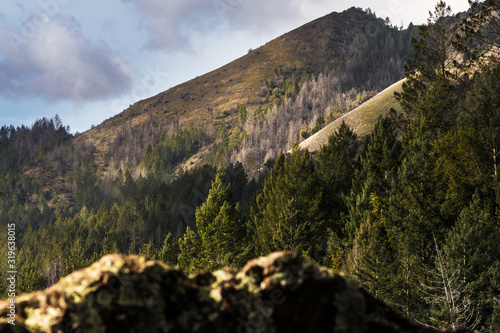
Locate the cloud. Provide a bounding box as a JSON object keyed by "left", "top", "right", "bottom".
{"left": 122, "top": 0, "right": 217, "bottom": 50}
{"left": 0, "top": 15, "right": 134, "bottom": 102}
{"left": 124, "top": 0, "right": 337, "bottom": 51}
{"left": 229, "top": 0, "right": 308, "bottom": 31}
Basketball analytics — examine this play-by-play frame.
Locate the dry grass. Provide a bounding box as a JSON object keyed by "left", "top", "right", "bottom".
{"left": 79, "top": 8, "right": 377, "bottom": 140}
{"left": 299, "top": 79, "right": 405, "bottom": 152}
{"left": 73, "top": 8, "right": 389, "bottom": 176}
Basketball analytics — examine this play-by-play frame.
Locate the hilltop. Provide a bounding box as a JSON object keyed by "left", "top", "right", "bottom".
{"left": 72, "top": 7, "right": 414, "bottom": 180}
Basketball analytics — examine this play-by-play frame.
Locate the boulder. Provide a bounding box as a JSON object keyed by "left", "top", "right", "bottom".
{"left": 0, "top": 251, "right": 475, "bottom": 332}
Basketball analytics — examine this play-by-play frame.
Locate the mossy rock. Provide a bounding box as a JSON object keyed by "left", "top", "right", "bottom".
{"left": 0, "top": 252, "right": 475, "bottom": 333}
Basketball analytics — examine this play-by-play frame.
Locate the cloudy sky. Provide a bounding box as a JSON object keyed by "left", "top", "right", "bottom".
{"left": 0, "top": 0, "right": 470, "bottom": 133}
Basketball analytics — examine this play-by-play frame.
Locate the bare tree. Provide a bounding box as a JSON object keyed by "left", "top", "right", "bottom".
{"left": 419, "top": 235, "right": 481, "bottom": 330}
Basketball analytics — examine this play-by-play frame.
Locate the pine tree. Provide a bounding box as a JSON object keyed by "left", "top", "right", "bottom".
{"left": 178, "top": 169, "right": 245, "bottom": 273}
{"left": 252, "top": 147, "right": 324, "bottom": 258}
{"left": 159, "top": 232, "right": 180, "bottom": 266}
{"left": 442, "top": 194, "right": 500, "bottom": 331}
{"left": 17, "top": 261, "right": 45, "bottom": 294}
{"left": 433, "top": 127, "right": 491, "bottom": 220}
{"left": 139, "top": 240, "right": 158, "bottom": 260}
{"left": 194, "top": 168, "right": 245, "bottom": 270}
{"left": 461, "top": 62, "right": 500, "bottom": 204}
{"left": 100, "top": 236, "right": 113, "bottom": 258}
{"left": 64, "top": 238, "right": 86, "bottom": 275}
{"left": 392, "top": 79, "right": 458, "bottom": 242}
{"left": 358, "top": 115, "right": 402, "bottom": 193}
{"left": 458, "top": 0, "right": 500, "bottom": 66}
{"left": 379, "top": 97, "right": 451, "bottom": 317}
{"left": 316, "top": 121, "right": 358, "bottom": 234}
{"left": 178, "top": 226, "right": 202, "bottom": 274}
{"left": 348, "top": 194, "right": 399, "bottom": 305}
{"left": 345, "top": 115, "right": 401, "bottom": 245}
{"left": 396, "top": 1, "right": 460, "bottom": 115}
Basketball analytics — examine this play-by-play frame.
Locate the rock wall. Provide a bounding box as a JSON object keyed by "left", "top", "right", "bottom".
{"left": 0, "top": 251, "right": 474, "bottom": 332}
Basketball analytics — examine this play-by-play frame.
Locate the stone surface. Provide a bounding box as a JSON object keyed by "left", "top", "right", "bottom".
{"left": 0, "top": 252, "right": 475, "bottom": 332}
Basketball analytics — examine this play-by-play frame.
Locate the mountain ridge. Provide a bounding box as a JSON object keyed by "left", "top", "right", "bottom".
{"left": 73, "top": 7, "right": 412, "bottom": 179}
{"left": 0, "top": 7, "right": 415, "bottom": 214}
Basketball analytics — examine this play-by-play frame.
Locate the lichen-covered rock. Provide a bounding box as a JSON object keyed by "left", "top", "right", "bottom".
{"left": 0, "top": 252, "right": 475, "bottom": 333}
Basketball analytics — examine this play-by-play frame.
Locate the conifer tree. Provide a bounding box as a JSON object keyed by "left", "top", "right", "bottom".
{"left": 139, "top": 240, "right": 158, "bottom": 260}
{"left": 392, "top": 78, "right": 458, "bottom": 242}
{"left": 461, "top": 62, "right": 500, "bottom": 204}
{"left": 345, "top": 114, "right": 401, "bottom": 245}
{"left": 458, "top": 0, "right": 500, "bottom": 65}
{"left": 396, "top": 1, "right": 460, "bottom": 115}
{"left": 178, "top": 226, "right": 202, "bottom": 274}
{"left": 159, "top": 232, "right": 180, "bottom": 266}
{"left": 178, "top": 169, "right": 245, "bottom": 273}
{"left": 433, "top": 127, "right": 491, "bottom": 220}
{"left": 100, "top": 237, "right": 113, "bottom": 258}
{"left": 195, "top": 168, "right": 245, "bottom": 270}
{"left": 17, "top": 261, "right": 45, "bottom": 294}
{"left": 316, "top": 121, "right": 358, "bottom": 234}
{"left": 64, "top": 238, "right": 86, "bottom": 275}
{"left": 252, "top": 147, "right": 324, "bottom": 257}
{"left": 377, "top": 82, "right": 458, "bottom": 317}
{"left": 348, "top": 194, "right": 399, "bottom": 305}
{"left": 442, "top": 194, "right": 500, "bottom": 331}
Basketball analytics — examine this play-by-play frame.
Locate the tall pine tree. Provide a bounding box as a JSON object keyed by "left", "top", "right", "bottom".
{"left": 461, "top": 62, "right": 500, "bottom": 204}
{"left": 178, "top": 168, "right": 246, "bottom": 273}
{"left": 316, "top": 121, "right": 359, "bottom": 235}
{"left": 396, "top": 1, "right": 461, "bottom": 116}
{"left": 252, "top": 147, "right": 324, "bottom": 258}
{"left": 345, "top": 114, "right": 401, "bottom": 246}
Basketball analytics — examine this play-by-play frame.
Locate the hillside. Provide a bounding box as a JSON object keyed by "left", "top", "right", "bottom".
{"left": 0, "top": 6, "right": 416, "bottom": 229}
{"left": 72, "top": 7, "right": 414, "bottom": 180}
{"left": 87, "top": 7, "right": 370, "bottom": 132}
{"left": 1, "top": 2, "right": 500, "bottom": 330}
{"left": 299, "top": 79, "right": 404, "bottom": 152}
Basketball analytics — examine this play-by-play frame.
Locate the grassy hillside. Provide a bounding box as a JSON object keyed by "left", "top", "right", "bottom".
{"left": 299, "top": 79, "right": 404, "bottom": 152}
{"left": 72, "top": 7, "right": 413, "bottom": 179}
{"left": 7, "top": 8, "right": 415, "bottom": 212}
{"left": 75, "top": 9, "right": 369, "bottom": 148}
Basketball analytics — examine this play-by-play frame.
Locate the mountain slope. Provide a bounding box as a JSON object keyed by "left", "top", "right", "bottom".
{"left": 299, "top": 79, "right": 404, "bottom": 152}
{"left": 5, "top": 8, "right": 416, "bottom": 213}
{"left": 73, "top": 7, "right": 414, "bottom": 179}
